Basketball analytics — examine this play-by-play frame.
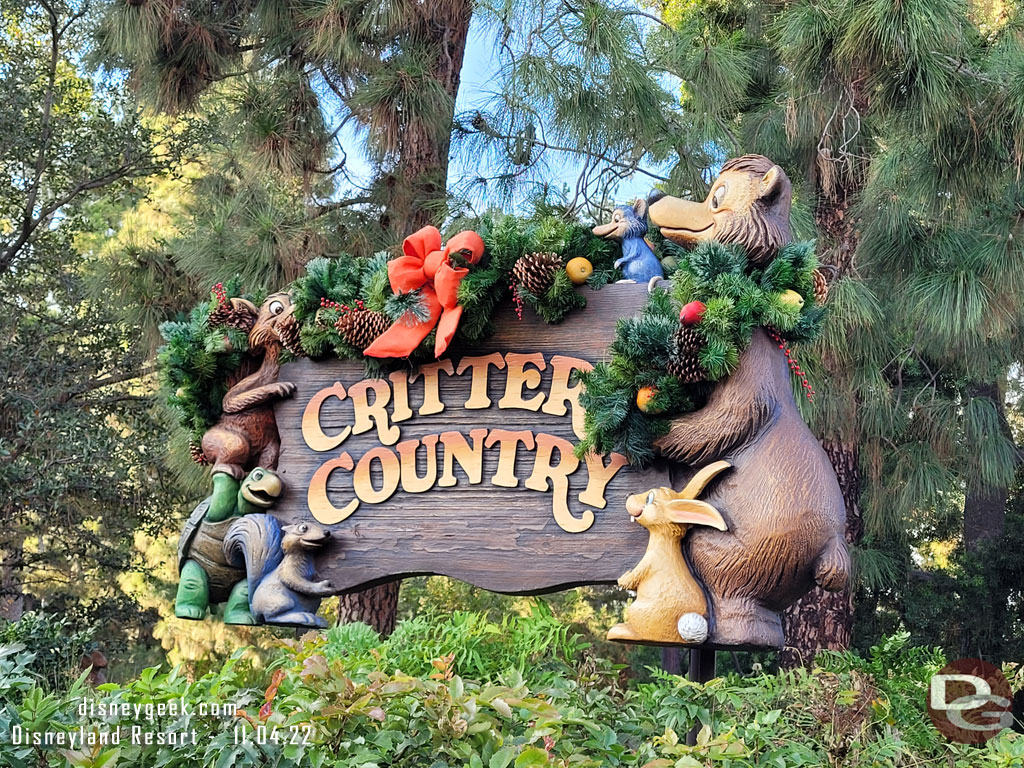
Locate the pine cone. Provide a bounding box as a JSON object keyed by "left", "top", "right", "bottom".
{"left": 336, "top": 308, "right": 389, "bottom": 350}
{"left": 667, "top": 324, "right": 707, "bottom": 383}
{"left": 207, "top": 301, "right": 233, "bottom": 327}
{"left": 512, "top": 252, "right": 564, "bottom": 296}
{"left": 189, "top": 441, "right": 209, "bottom": 466}
{"left": 278, "top": 314, "right": 305, "bottom": 357}
{"left": 812, "top": 268, "right": 829, "bottom": 305}
{"left": 208, "top": 300, "right": 255, "bottom": 332}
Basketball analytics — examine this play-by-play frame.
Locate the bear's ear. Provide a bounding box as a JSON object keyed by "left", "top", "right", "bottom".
{"left": 759, "top": 165, "right": 786, "bottom": 202}
{"left": 632, "top": 197, "right": 648, "bottom": 220}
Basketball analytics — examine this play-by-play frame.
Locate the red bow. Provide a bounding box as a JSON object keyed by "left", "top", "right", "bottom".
{"left": 364, "top": 226, "right": 485, "bottom": 359}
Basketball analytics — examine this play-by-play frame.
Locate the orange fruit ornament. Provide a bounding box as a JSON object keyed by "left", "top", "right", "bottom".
{"left": 636, "top": 385, "right": 660, "bottom": 413}
{"left": 566, "top": 257, "right": 594, "bottom": 285}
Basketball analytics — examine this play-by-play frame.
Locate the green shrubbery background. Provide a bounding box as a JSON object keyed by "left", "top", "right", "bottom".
{"left": 2, "top": 610, "right": 1022, "bottom": 768}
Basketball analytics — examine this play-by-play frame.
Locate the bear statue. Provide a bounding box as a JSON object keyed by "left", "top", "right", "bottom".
{"left": 647, "top": 154, "right": 849, "bottom": 649}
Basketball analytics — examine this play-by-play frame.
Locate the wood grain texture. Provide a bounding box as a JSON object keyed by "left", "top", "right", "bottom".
{"left": 272, "top": 283, "right": 669, "bottom": 595}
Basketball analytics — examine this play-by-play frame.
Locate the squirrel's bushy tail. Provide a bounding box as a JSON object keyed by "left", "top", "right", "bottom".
{"left": 224, "top": 514, "right": 284, "bottom": 588}
{"left": 814, "top": 535, "right": 850, "bottom": 592}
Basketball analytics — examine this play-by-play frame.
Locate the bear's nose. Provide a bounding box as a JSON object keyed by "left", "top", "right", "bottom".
{"left": 322, "top": 529, "right": 331, "bottom": 538}
{"left": 647, "top": 189, "right": 666, "bottom": 205}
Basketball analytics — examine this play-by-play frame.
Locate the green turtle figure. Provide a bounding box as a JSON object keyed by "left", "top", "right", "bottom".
{"left": 175, "top": 467, "right": 283, "bottom": 623}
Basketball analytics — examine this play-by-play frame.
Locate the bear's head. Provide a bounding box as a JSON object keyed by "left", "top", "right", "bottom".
{"left": 648, "top": 155, "right": 792, "bottom": 267}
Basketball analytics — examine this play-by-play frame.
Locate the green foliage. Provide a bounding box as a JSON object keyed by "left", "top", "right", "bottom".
{"left": 0, "top": 0, "right": 196, "bottom": 637}
{"left": 899, "top": 495, "right": 1024, "bottom": 664}
{"left": 0, "top": 614, "right": 99, "bottom": 693}
{"left": 2, "top": 622, "right": 1021, "bottom": 768}
{"left": 323, "top": 606, "right": 588, "bottom": 686}
{"left": 577, "top": 240, "right": 825, "bottom": 465}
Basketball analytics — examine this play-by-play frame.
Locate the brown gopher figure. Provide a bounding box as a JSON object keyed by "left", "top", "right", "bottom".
{"left": 647, "top": 155, "right": 849, "bottom": 649}
{"left": 200, "top": 292, "right": 304, "bottom": 520}
{"left": 201, "top": 292, "right": 304, "bottom": 480}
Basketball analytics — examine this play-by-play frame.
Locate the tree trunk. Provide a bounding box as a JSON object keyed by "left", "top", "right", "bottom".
{"left": 0, "top": 533, "right": 25, "bottom": 621}
{"left": 963, "top": 380, "right": 1011, "bottom": 552}
{"left": 779, "top": 439, "right": 862, "bottom": 667}
{"left": 336, "top": 582, "right": 400, "bottom": 636}
{"left": 342, "top": 3, "right": 473, "bottom": 631}
{"left": 391, "top": 1, "right": 473, "bottom": 237}
{"left": 779, "top": 161, "right": 864, "bottom": 667}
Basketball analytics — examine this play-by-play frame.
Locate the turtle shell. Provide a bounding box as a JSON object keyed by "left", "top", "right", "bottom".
{"left": 177, "top": 499, "right": 246, "bottom": 603}
{"left": 178, "top": 498, "right": 211, "bottom": 570}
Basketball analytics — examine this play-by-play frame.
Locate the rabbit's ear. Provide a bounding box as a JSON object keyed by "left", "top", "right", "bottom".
{"left": 678, "top": 460, "right": 732, "bottom": 500}
{"left": 632, "top": 198, "right": 648, "bottom": 220}
{"left": 663, "top": 499, "right": 728, "bottom": 530}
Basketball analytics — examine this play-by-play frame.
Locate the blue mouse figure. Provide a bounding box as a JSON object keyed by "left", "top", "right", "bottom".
{"left": 592, "top": 199, "right": 664, "bottom": 283}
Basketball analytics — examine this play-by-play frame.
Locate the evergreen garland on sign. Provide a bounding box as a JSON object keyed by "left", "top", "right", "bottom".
{"left": 159, "top": 214, "right": 624, "bottom": 437}
{"left": 576, "top": 240, "right": 827, "bottom": 466}
{"left": 157, "top": 277, "right": 257, "bottom": 444}
{"left": 286, "top": 213, "right": 621, "bottom": 370}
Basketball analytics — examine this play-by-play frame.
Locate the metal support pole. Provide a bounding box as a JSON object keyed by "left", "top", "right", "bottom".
{"left": 660, "top": 645, "right": 683, "bottom": 675}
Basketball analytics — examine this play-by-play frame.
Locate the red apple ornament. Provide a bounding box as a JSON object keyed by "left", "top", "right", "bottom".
{"left": 680, "top": 300, "right": 707, "bottom": 326}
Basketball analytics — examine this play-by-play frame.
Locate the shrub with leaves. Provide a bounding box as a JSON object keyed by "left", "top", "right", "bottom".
{"left": 2, "top": 620, "right": 1022, "bottom": 768}
{"left": 0, "top": 614, "right": 98, "bottom": 693}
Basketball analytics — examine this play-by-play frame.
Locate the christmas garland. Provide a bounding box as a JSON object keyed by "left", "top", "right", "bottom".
{"left": 289, "top": 213, "right": 620, "bottom": 368}
{"left": 159, "top": 213, "right": 623, "bottom": 444}
{"left": 575, "top": 239, "right": 827, "bottom": 466}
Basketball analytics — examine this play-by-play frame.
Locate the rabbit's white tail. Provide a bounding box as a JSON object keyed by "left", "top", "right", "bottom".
{"left": 677, "top": 612, "right": 709, "bottom": 644}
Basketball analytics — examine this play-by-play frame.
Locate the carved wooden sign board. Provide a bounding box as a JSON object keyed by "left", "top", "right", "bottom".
{"left": 272, "top": 284, "right": 668, "bottom": 595}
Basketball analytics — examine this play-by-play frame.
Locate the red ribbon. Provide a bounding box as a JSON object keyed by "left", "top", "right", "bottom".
{"left": 363, "top": 226, "right": 485, "bottom": 359}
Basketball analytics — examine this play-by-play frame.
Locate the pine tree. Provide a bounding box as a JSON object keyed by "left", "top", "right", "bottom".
{"left": 96, "top": 0, "right": 475, "bottom": 239}
{"left": 650, "top": 0, "right": 1024, "bottom": 664}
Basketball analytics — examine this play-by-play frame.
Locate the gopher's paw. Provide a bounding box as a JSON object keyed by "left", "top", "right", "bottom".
{"left": 274, "top": 381, "right": 297, "bottom": 398}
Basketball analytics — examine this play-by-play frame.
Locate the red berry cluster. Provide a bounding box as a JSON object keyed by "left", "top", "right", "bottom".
{"left": 509, "top": 281, "right": 524, "bottom": 320}
{"left": 768, "top": 329, "right": 816, "bottom": 401}
{"left": 211, "top": 282, "right": 227, "bottom": 305}
{"left": 321, "top": 297, "right": 365, "bottom": 313}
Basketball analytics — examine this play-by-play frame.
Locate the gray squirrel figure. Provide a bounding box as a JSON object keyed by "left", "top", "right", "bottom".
{"left": 224, "top": 515, "right": 335, "bottom": 628}
{"left": 592, "top": 199, "right": 664, "bottom": 283}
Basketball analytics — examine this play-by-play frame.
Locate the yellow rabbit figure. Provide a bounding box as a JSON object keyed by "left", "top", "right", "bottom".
{"left": 608, "top": 460, "right": 731, "bottom": 645}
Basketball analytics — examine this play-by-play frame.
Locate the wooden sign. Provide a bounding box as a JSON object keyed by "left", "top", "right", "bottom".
{"left": 272, "top": 284, "right": 669, "bottom": 595}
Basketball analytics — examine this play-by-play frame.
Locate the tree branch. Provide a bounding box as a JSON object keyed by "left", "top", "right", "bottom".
{"left": 313, "top": 197, "right": 374, "bottom": 217}
{"left": 463, "top": 121, "right": 670, "bottom": 182}
{"left": 0, "top": 4, "right": 62, "bottom": 274}
{"left": 55, "top": 364, "right": 157, "bottom": 405}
